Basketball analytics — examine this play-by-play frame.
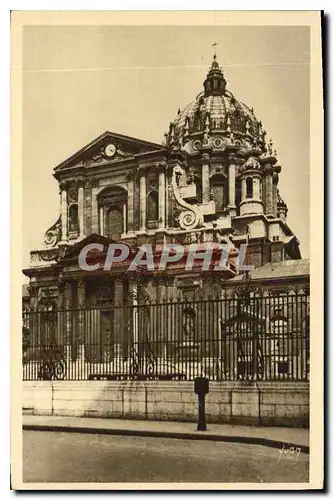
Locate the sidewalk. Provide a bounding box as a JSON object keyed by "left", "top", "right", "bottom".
{"left": 23, "top": 415, "right": 309, "bottom": 453}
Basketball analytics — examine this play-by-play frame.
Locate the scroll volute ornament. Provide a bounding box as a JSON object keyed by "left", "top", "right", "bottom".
{"left": 171, "top": 164, "right": 203, "bottom": 231}
{"left": 68, "top": 187, "right": 78, "bottom": 203}
{"left": 43, "top": 215, "right": 62, "bottom": 248}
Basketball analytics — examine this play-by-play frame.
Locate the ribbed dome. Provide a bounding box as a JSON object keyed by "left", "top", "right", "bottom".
{"left": 174, "top": 92, "right": 259, "bottom": 136}
{"left": 166, "top": 57, "right": 266, "bottom": 152}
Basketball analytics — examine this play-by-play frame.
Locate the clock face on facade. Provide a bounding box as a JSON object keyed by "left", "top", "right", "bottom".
{"left": 104, "top": 143, "right": 117, "bottom": 158}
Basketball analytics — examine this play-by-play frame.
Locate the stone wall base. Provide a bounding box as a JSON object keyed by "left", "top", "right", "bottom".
{"left": 22, "top": 380, "right": 309, "bottom": 427}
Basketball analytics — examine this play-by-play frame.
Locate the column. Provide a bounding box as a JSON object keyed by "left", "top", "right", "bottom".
{"left": 253, "top": 177, "right": 260, "bottom": 199}
{"left": 158, "top": 164, "right": 166, "bottom": 229}
{"left": 264, "top": 165, "right": 273, "bottom": 216}
{"left": 91, "top": 180, "right": 99, "bottom": 233}
{"left": 84, "top": 181, "right": 92, "bottom": 235}
{"left": 127, "top": 278, "right": 139, "bottom": 367}
{"left": 77, "top": 279, "right": 86, "bottom": 368}
{"left": 78, "top": 181, "right": 84, "bottom": 239}
{"left": 165, "top": 175, "right": 170, "bottom": 229}
{"left": 56, "top": 282, "right": 64, "bottom": 347}
{"left": 228, "top": 158, "right": 236, "bottom": 215}
{"left": 139, "top": 173, "right": 147, "bottom": 231}
{"left": 114, "top": 279, "right": 124, "bottom": 362}
{"left": 64, "top": 282, "right": 73, "bottom": 378}
{"left": 157, "top": 277, "right": 167, "bottom": 358}
{"left": 99, "top": 206, "right": 104, "bottom": 236}
{"left": 126, "top": 173, "right": 135, "bottom": 234}
{"left": 123, "top": 204, "right": 127, "bottom": 234}
{"left": 60, "top": 182, "right": 68, "bottom": 242}
{"left": 273, "top": 172, "right": 279, "bottom": 218}
{"left": 241, "top": 177, "right": 247, "bottom": 201}
{"left": 201, "top": 153, "right": 210, "bottom": 204}
{"left": 27, "top": 286, "right": 38, "bottom": 355}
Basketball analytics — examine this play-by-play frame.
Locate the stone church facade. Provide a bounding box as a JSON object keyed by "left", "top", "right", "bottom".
{"left": 22, "top": 56, "right": 310, "bottom": 425}
{"left": 23, "top": 55, "right": 303, "bottom": 311}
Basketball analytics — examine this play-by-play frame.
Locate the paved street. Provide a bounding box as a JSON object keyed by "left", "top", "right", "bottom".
{"left": 23, "top": 431, "right": 309, "bottom": 483}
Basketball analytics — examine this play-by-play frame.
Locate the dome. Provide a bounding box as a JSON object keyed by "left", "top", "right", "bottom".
{"left": 166, "top": 56, "right": 266, "bottom": 153}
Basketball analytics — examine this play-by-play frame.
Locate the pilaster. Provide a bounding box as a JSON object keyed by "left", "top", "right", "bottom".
{"left": 241, "top": 177, "right": 246, "bottom": 201}
{"left": 78, "top": 179, "right": 85, "bottom": 239}
{"left": 273, "top": 171, "right": 279, "bottom": 218}
{"left": 126, "top": 172, "right": 135, "bottom": 235}
{"left": 253, "top": 176, "right": 261, "bottom": 199}
{"left": 84, "top": 180, "right": 92, "bottom": 236}
{"left": 99, "top": 206, "right": 105, "bottom": 236}
{"left": 64, "top": 282, "right": 73, "bottom": 372}
{"left": 139, "top": 168, "right": 147, "bottom": 232}
{"left": 91, "top": 179, "right": 99, "bottom": 234}
{"left": 264, "top": 165, "right": 274, "bottom": 216}
{"left": 201, "top": 152, "right": 211, "bottom": 204}
{"left": 59, "top": 181, "right": 68, "bottom": 244}
{"left": 114, "top": 278, "right": 125, "bottom": 356}
{"left": 56, "top": 283, "right": 64, "bottom": 346}
{"left": 156, "top": 276, "right": 168, "bottom": 355}
{"left": 157, "top": 162, "right": 167, "bottom": 230}
{"left": 76, "top": 279, "right": 86, "bottom": 362}
{"left": 228, "top": 155, "right": 236, "bottom": 216}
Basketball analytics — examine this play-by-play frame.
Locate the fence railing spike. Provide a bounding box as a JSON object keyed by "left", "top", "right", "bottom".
{"left": 22, "top": 291, "right": 310, "bottom": 383}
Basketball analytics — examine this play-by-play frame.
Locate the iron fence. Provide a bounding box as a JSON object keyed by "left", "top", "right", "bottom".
{"left": 22, "top": 287, "right": 309, "bottom": 382}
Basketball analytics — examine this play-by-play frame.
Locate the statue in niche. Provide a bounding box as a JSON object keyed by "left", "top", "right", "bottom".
{"left": 182, "top": 306, "right": 196, "bottom": 342}
{"left": 187, "top": 172, "right": 195, "bottom": 185}
{"left": 203, "top": 128, "right": 209, "bottom": 146}
{"left": 175, "top": 169, "right": 182, "bottom": 187}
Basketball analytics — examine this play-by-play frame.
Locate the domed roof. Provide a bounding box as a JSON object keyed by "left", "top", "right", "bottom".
{"left": 166, "top": 56, "right": 266, "bottom": 153}
{"left": 174, "top": 93, "right": 259, "bottom": 134}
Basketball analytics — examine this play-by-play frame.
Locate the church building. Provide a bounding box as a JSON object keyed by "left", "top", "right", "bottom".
{"left": 23, "top": 55, "right": 303, "bottom": 312}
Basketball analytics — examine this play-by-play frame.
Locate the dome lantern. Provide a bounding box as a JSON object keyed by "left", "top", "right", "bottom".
{"left": 166, "top": 55, "right": 266, "bottom": 153}
{"left": 203, "top": 55, "right": 227, "bottom": 97}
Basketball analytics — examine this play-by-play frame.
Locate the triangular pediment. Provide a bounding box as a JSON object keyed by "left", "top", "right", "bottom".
{"left": 54, "top": 131, "right": 165, "bottom": 171}
{"left": 58, "top": 233, "right": 136, "bottom": 262}
{"left": 224, "top": 307, "right": 267, "bottom": 328}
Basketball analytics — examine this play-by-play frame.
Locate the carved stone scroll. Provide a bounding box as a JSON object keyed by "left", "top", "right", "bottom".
{"left": 171, "top": 165, "right": 203, "bottom": 231}
{"left": 43, "top": 215, "right": 62, "bottom": 248}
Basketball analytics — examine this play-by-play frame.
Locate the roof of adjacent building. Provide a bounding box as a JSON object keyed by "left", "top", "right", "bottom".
{"left": 229, "top": 259, "right": 310, "bottom": 282}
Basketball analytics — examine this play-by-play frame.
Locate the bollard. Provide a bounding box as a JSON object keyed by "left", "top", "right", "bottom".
{"left": 194, "top": 376, "right": 209, "bottom": 431}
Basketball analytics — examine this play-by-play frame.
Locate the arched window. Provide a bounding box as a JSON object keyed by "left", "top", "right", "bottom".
{"left": 68, "top": 204, "right": 78, "bottom": 233}
{"left": 246, "top": 177, "right": 253, "bottom": 198}
{"left": 147, "top": 171, "right": 159, "bottom": 229}
{"left": 97, "top": 186, "right": 127, "bottom": 239}
{"left": 194, "top": 110, "right": 201, "bottom": 131}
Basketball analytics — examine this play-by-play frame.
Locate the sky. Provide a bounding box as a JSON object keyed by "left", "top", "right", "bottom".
{"left": 22, "top": 25, "right": 310, "bottom": 274}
